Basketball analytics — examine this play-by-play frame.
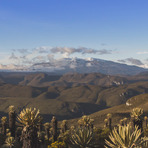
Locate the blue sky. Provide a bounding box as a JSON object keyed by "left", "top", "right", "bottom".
{"left": 0, "top": 0, "right": 148, "bottom": 68}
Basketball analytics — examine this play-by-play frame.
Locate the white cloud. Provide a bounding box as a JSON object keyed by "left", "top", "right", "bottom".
{"left": 50, "top": 47, "right": 113, "bottom": 55}
{"left": 70, "top": 63, "right": 77, "bottom": 69}
{"left": 0, "top": 46, "right": 116, "bottom": 68}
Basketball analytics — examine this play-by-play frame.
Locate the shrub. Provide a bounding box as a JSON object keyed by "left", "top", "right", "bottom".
{"left": 48, "top": 141, "right": 66, "bottom": 148}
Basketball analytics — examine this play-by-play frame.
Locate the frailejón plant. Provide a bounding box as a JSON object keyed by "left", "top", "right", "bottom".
{"left": 70, "top": 127, "right": 93, "bottom": 148}
{"left": 105, "top": 124, "right": 146, "bottom": 148}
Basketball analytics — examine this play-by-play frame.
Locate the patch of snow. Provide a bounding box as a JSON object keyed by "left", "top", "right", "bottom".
{"left": 86, "top": 63, "right": 92, "bottom": 67}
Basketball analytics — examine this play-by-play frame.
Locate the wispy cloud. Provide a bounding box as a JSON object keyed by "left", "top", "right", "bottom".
{"left": 96, "top": 49, "right": 112, "bottom": 55}
{"left": 17, "top": 49, "right": 29, "bottom": 54}
{"left": 50, "top": 47, "right": 112, "bottom": 55}
{"left": 9, "top": 53, "right": 19, "bottom": 60}
{"left": 117, "top": 59, "right": 126, "bottom": 63}
{"left": 126, "top": 58, "right": 143, "bottom": 65}
{"left": 101, "top": 43, "right": 107, "bottom": 46}
{"left": 137, "top": 51, "right": 148, "bottom": 54}
{"left": 0, "top": 46, "right": 114, "bottom": 66}
{"left": 33, "top": 46, "right": 51, "bottom": 53}
{"left": 118, "top": 58, "right": 144, "bottom": 66}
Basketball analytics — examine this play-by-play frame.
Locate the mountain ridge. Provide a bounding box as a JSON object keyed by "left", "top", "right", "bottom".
{"left": 0, "top": 58, "right": 147, "bottom": 75}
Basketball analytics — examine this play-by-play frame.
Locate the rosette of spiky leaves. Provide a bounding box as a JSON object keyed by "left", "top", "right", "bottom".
{"left": 61, "top": 120, "right": 68, "bottom": 133}
{"left": 5, "top": 136, "right": 15, "bottom": 147}
{"left": 70, "top": 127, "right": 93, "bottom": 148}
{"left": 104, "top": 119, "right": 108, "bottom": 128}
{"left": 17, "top": 108, "right": 40, "bottom": 126}
{"left": 61, "top": 120, "right": 67, "bottom": 128}
{"left": 123, "top": 117, "right": 128, "bottom": 125}
{"left": 9, "top": 105, "right": 15, "bottom": 113}
{"left": 107, "top": 113, "right": 112, "bottom": 119}
{"left": 142, "top": 137, "right": 148, "bottom": 148}
{"left": 105, "top": 124, "right": 146, "bottom": 148}
{"left": 38, "top": 131, "right": 45, "bottom": 143}
{"left": 120, "top": 119, "right": 124, "bottom": 126}
{"left": 6, "top": 132, "right": 11, "bottom": 137}
{"left": 144, "top": 116, "right": 148, "bottom": 121}
{"left": 78, "top": 115, "right": 94, "bottom": 128}
{"left": 58, "top": 130, "right": 71, "bottom": 145}
{"left": 130, "top": 107, "right": 143, "bottom": 121}
{"left": 1, "top": 116, "right": 7, "bottom": 124}
{"left": 70, "top": 126, "right": 75, "bottom": 133}
{"left": 104, "top": 119, "right": 108, "bottom": 123}
{"left": 44, "top": 122, "right": 50, "bottom": 129}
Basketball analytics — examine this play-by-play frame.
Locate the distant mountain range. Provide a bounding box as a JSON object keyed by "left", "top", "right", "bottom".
{"left": 0, "top": 58, "right": 147, "bottom": 75}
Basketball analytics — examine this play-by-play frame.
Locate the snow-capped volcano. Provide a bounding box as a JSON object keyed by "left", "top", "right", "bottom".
{"left": 0, "top": 58, "right": 147, "bottom": 75}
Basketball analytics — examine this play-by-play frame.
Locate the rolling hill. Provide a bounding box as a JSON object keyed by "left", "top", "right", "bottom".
{"left": 68, "top": 93, "right": 148, "bottom": 128}
{"left": 0, "top": 71, "right": 148, "bottom": 124}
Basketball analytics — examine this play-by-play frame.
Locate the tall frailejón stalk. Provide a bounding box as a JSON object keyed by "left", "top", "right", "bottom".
{"left": 8, "top": 105, "right": 16, "bottom": 137}
{"left": 1, "top": 116, "right": 7, "bottom": 136}
{"left": 107, "top": 113, "right": 112, "bottom": 130}
{"left": 130, "top": 107, "right": 143, "bottom": 130}
{"left": 61, "top": 120, "right": 68, "bottom": 133}
{"left": 144, "top": 116, "right": 148, "bottom": 128}
{"left": 44, "top": 122, "right": 50, "bottom": 141}
{"left": 51, "top": 116, "right": 58, "bottom": 142}
{"left": 38, "top": 116, "right": 43, "bottom": 132}
{"left": 17, "top": 108, "right": 41, "bottom": 148}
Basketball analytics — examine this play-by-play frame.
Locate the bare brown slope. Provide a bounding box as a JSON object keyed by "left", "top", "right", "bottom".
{"left": 18, "top": 72, "right": 129, "bottom": 87}
{"left": 0, "top": 74, "right": 148, "bottom": 122}
{"left": 95, "top": 81, "right": 148, "bottom": 106}
{"left": 55, "top": 85, "right": 105, "bottom": 103}
{"left": 60, "top": 73, "right": 128, "bottom": 86}
{"left": 0, "top": 96, "right": 106, "bottom": 122}
{"left": 0, "top": 80, "right": 148, "bottom": 118}
{"left": 0, "top": 84, "right": 47, "bottom": 98}
{"left": 0, "top": 72, "right": 25, "bottom": 84}
{"left": 19, "top": 73, "right": 61, "bottom": 86}
{"left": 68, "top": 93, "right": 148, "bottom": 128}
{"left": 18, "top": 72, "right": 148, "bottom": 88}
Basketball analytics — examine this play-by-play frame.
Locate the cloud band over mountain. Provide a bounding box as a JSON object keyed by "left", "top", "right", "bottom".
{"left": 6, "top": 46, "right": 114, "bottom": 65}
{"left": 0, "top": 46, "right": 148, "bottom": 70}
{"left": 118, "top": 58, "right": 144, "bottom": 66}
